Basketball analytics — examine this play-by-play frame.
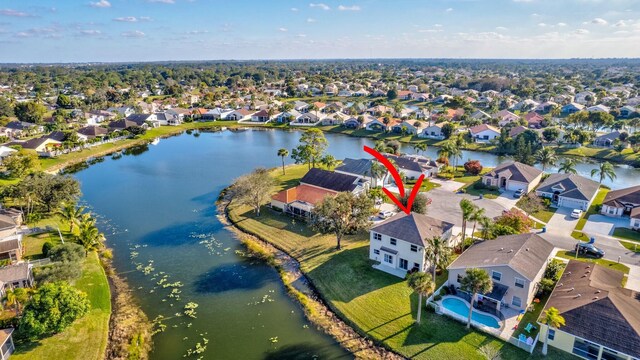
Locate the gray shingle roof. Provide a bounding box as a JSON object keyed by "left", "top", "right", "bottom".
{"left": 370, "top": 212, "right": 454, "bottom": 247}
{"left": 335, "top": 158, "right": 373, "bottom": 177}
{"left": 543, "top": 261, "right": 640, "bottom": 358}
{"left": 536, "top": 173, "right": 600, "bottom": 202}
{"left": 448, "top": 233, "right": 554, "bottom": 281}
{"left": 484, "top": 161, "right": 542, "bottom": 184}
{"left": 0, "top": 263, "right": 30, "bottom": 283}
{"left": 602, "top": 185, "right": 640, "bottom": 208}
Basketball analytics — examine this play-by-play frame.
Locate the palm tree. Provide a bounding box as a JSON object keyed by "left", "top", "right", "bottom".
{"left": 469, "top": 207, "right": 486, "bottom": 241}
{"left": 591, "top": 161, "right": 617, "bottom": 184}
{"left": 424, "top": 236, "right": 451, "bottom": 281}
{"left": 558, "top": 159, "right": 577, "bottom": 174}
{"left": 57, "top": 202, "right": 86, "bottom": 233}
{"left": 459, "top": 199, "right": 476, "bottom": 249}
{"left": 535, "top": 147, "right": 557, "bottom": 172}
{"left": 459, "top": 268, "right": 493, "bottom": 329}
{"left": 541, "top": 307, "right": 566, "bottom": 356}
{"left": 406, "top": 272, "right": 435, "bottom": 324}
{"left": 277, "top": 148, "right": 289, "bottom": 175}
{"left": 77, "top": 224, "right": 106, "bottom": 254}
{"left": 3, "top": 287, "right": 30, "bottom": 315}
{"left": 413, "top": 142, "right": 428, "bottom": 156}
{"left": 369, "top": 161, "right": 386, "bottom": 187}
{"left": 320, "top": 154, "right": 339, "bottom": 171}
{"left": 478, "top": 216, "right": 492, "bottom": 241}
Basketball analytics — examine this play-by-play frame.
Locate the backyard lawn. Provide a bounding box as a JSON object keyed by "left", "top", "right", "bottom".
{"left": 612, "top": 227, "right": 640, "bottom": 242}
{"left": 226, "top": 166, "right": 576, "bottom": 360}
{"left": 13, "top": 251, "right": 111, "bottom": 360}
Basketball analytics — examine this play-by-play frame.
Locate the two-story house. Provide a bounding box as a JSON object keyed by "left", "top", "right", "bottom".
{"left": 447, "top": 233, "right": 554, "bottom": 312}
{"left": 369, "top": 212, "right": 454, "bottom": 278}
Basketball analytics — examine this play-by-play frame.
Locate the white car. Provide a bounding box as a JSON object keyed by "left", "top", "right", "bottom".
{"left": 570, "top": 209, "right": 583, "bottom": 219}
{"left": 378, "top": 211, "right": 393, "bottom": 219}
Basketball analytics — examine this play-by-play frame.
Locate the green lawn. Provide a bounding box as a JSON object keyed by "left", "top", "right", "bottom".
{"left": 571, "top": 188, "right": 609, "bottom": 239}
{"left": 227, "top": 167, "right": 575, "bottom": 360}
{"left": 13, "top": 251, "right": 111, "bottom": 360}
{"left": 462, "top": 179, "right": 500, "bottom": 199}
{"left": 525, "top": 206, "right": 556, "bottom": 224}
{"left": 612, "top": 227, "right": 640, "bottom": 242}
{"left": 555, "top": 251, "right": 630, "bottom": 275}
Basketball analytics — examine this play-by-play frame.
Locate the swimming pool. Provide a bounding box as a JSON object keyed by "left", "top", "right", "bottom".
{"left": 440, "top": 297, "right": 501, "bottom": 329}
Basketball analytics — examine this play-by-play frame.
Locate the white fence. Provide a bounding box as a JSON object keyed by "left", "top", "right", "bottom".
{"left": 508, "top": 332, "right": 540, "bottom": 354}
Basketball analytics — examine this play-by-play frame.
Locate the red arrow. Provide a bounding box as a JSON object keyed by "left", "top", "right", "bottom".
{"left": 364, "top": 146, "right": 425, "bottom": 215}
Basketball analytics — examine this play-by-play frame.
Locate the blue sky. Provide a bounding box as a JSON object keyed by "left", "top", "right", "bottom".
{"left": 1, "top": 0, "right": 639, "bottom": 62}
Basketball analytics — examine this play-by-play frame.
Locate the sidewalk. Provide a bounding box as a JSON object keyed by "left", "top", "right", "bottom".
{"left": 626, "top": 264, "right": 640, "bottom": 291}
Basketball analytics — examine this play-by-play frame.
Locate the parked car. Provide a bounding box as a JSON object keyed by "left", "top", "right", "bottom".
{"left": 378, "top": 210, "right": 393, "bottom": 219}
{"left": 571, "top": 209, "right": 583, "bottom": 219}
{"left": 513, "top": 189, "right": 524, "bottom": 198}
{"left": 575, "top": 242, "right": 605, "bottom": 258}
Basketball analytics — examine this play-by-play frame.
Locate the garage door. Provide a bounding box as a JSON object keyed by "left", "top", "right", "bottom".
{"left": 559, "top": 197, "right": 587, "bottom": 210}
{"left": 506, "top": 181, "right": 525, "bottom": 192}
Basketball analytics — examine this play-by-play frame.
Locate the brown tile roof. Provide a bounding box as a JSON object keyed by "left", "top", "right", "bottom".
{"left": 543, "top": 260, "right": 640, "bottom": 358}
{"left": 271, "top": 184, "right": 336, "bottom": 205}
{"left": 448, "top": 233, "right": 554, "bottom": 281}
{"left": 469, "top": 124, "right": 500, "bottom": 135}
{"left": 509, "top": 125, "right": 528, "bottom": 138}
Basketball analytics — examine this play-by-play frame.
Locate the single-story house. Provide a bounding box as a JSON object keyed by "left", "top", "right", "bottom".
{"left": 600, "top": 185, "right": 640, "bottom": 226}
{"left": 535, "top": 173, "right": 600, "bottom": 210}
{"left": 482, "top": 161, "right": 543, "bottom": 193}
{"left": 77, "top": 125, "right": 109, "bottom": 139}
{"left": 7, "top": 137, "right": 61, "bottom": 156}
{"left": 470, "top": 110, "right": 491, "bottom": 121}
{"left": 320, "top": 112, "right": 349, "bottom": 126}
{"left": 0, "top": 146, "right": 16, "bottom": 162}
{"left": 108, "top": 119, "right": 148, "bottom": 131}
{"left": 420, "top": 122, "right": 446, "bottom": 140}
{"left": 539, "top": 260, "right": 640, "bottom": 360}
{"left": 291, "top": 112, "right": 321, "bottom": 125}
{"left": 370, "top": 212, "right": 454, "bottom": 277}
{"left": 587, "top": 104, "right": 610, "bottom": 113}
{"left": 493, "top": 110, "right": 520, "bottom": 127}
{"left": 593, "top": 131, "right": 623, "bottom": 148}
{"left": 249, "top": 109, "right": 271, "bottom": 123}
{"left": 469, "top": 124, "right": 501, "bottom": 142}
{"left": 508, "top": 125, "right": 528, "bottom": 138}
{"left": 365, "top": 118, "right": 389, "bottom": 132}
{"left": 391, "top": 120, "right": 421, "bottom": 135}
{"left": 524, "top": 112, "right": 545, "bottom": 128}
{"left": 384, "top": 154, "right": 441, "bottom": 179}
{"left": 335, "top": 158, "right": 385, "bottom": 186}
{"left": 270, "top": 184, "right": 336, "bottom": 218}
{"left": 343, "top": 115, "right": 375, "bottom": 129}
{"left": 275, "top": 110, "right": 301, "bottom": 123}
{"left": 448, "top": 233, "right": 554, "bottom": 312}
{"left": 225, "top": 109, "right": 253, "bottom": 121}
{"left": 561, "top": 103, "right": 585, "bottom": 115}
{"left": 619, "top": 105, "right": 637, "bottom": 118}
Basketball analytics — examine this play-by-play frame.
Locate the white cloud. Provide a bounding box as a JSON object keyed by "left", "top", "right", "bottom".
{"left": 538, "top": 22, "right": 547, "bottom": 27}
{"left": 338, "top": 5, "right": 361, "bottom": 11}
{"left": 573, "top": 28, "right": 589, "bottom": 34}
{"left": 557, "top": 22, "right": 567, "bottom": 27}
{"left": 496, "top": 26, "right": 508, "bottom": 31}
{"left": 591, "top": 18, "right": 608, "bottom": 25}
{"left": 307, "top": 18, "right": 316, "bottom": 23}
{"left": 434, "top": 24, "right": 443, "bottom": 27}
{"left": 186, "top": 30, "right": 209, "bottom": 35}
{"left": 309, "top": 3, "right": 330, "bottom": 10}
{"left": 114, "top": 17, "right": 139, "bottom": 22}
{"left": 613, "top": 20, "right": 627, "bottom": 27}
{"left": 122, "top": 30, "right": 145, "bottom": 38}
{"left": 513, "top": 0, "right": 534, "bottom": 2}
{"left": 291, "top": 7, "right": 299, "bottom": 12}
{"left": 614, "top": 30, "right": 629, "bottom": 34}
{"left": 279, "top": 27, "right": 288, "bottom": 32}
{"left": 0, "top": 9, "right": 33, "bottom": 17}
{"left": 89, "top": 0, "right": 111, "bottom": 8}
{"left": 79, "top": 29, "right": 101, "bottom": 36}
{"left": 296, "top": 34, "right": 307, "bottom": 38}
{"left": 445, "top": 8, "right": 453, "bottom": 12}
{"left": 419, "top": 29, "right": 443, "bottom": 33}
{"left": 531, "top": 13, "right": 540, "bottom": 17}
{"left": 147, "top": 0, "right": 175, "bottom": 3}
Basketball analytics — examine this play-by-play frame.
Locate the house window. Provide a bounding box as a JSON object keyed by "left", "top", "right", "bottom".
{"left": 512, "top": 296, "right": 522, "bottom": 308}
{"left": 373, "top": 233, "right": 382, "bottom": 241}
{"left": 390, "top": 238, "right": 397, "bottom": 246}
{"left": 384, "top": 254, "right": 393, "bottom": 264}
{"left": 492, "top": 271, "right": 502, "bottom": 282}
{"left": 410, "top": 245, "right": 418, "bottom": 252}
{"left": 515, "top": 278, "right": 525, "bottom": 289}
{"left": 413, "top": 263, "right": 420, "bottom": 270}
{"left": 373, "top": 249, "right": 380, "bottom": 255}
{"left": 548, "top": 329, "right": 555, "bottom": 341}
{"left": 457, "top": 274, "right": 463, "bottom": 283}
{"left": 399, "top": 259, "right": 408, "bottom": 270}
{"left": 602, "top": 347, "right": 627, "bottom": 360}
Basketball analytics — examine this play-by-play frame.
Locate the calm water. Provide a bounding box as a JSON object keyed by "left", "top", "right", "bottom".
{"left": 72, "top": 128, "right": 639, "bottom": 360}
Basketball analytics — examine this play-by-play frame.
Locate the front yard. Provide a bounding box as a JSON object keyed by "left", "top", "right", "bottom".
{"left": 612, "top": 227, "right": 640, "bottom": 242}
{"left": 555, "top": 250, "right": 630, "bottom": 276}
{"left": 226, "top": 165, "right": 575, "bottom": 360}
{"left": 571, "top": 188, "right": 610, "bottom": 241}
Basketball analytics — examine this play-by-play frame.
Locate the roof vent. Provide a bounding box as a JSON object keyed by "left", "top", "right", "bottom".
{"left": 574, "top": 294, "right": 582, "bottom": 298}
{"left": 557, "top": 283, "right": 563, "bottom": 287}
{"left": 500, "top": 247, "right": 504, "bottom": 251}
{"left": 568, "top": 287, "right": 575, "bottom": 292}
{"left": 593, "top": 296, "right": 599, "bottom": 300}
{"left": 567, "top": 271, "right": 572, "bottom": 275}
{"left": 595, "top": 290, "right": 601, "bottom": 294}
{"left": 585, "top": 270, "right": 590, "bottom": 274}
{"left": 526, "top": 248, "right": 530, "bottom": 251}
{"left": 508, "top": 249, "right": 513, "bottom": 253}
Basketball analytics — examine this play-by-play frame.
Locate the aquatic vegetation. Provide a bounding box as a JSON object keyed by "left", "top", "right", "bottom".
{"left": 183, "top": 302, "right": 199, "bottom": 318}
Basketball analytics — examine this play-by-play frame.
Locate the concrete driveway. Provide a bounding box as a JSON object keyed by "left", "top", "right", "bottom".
{"left": 429, "top": 178, "right": 466, "bottom": 192}
{"left": 583, "top": 215, "right": 629, "bottom": 237}
{"left": 492, "top": 190, "right": 519, "bottom": 211}
{"left": 425, "top": 187, "right": 508, "bottom": 228}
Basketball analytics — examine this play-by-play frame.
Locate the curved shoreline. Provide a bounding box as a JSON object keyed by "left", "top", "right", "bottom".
{"left": 218, "top": 196, "right": 403, "bottom": 360}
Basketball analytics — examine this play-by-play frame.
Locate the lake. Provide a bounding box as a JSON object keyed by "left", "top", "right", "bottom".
{"left": 73, "top": 128, "right": 639, "bottom": 359}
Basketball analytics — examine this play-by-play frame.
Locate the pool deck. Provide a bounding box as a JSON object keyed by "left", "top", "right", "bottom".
{"left": 436, "top": 295, "right": 521, "bottom": 341}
